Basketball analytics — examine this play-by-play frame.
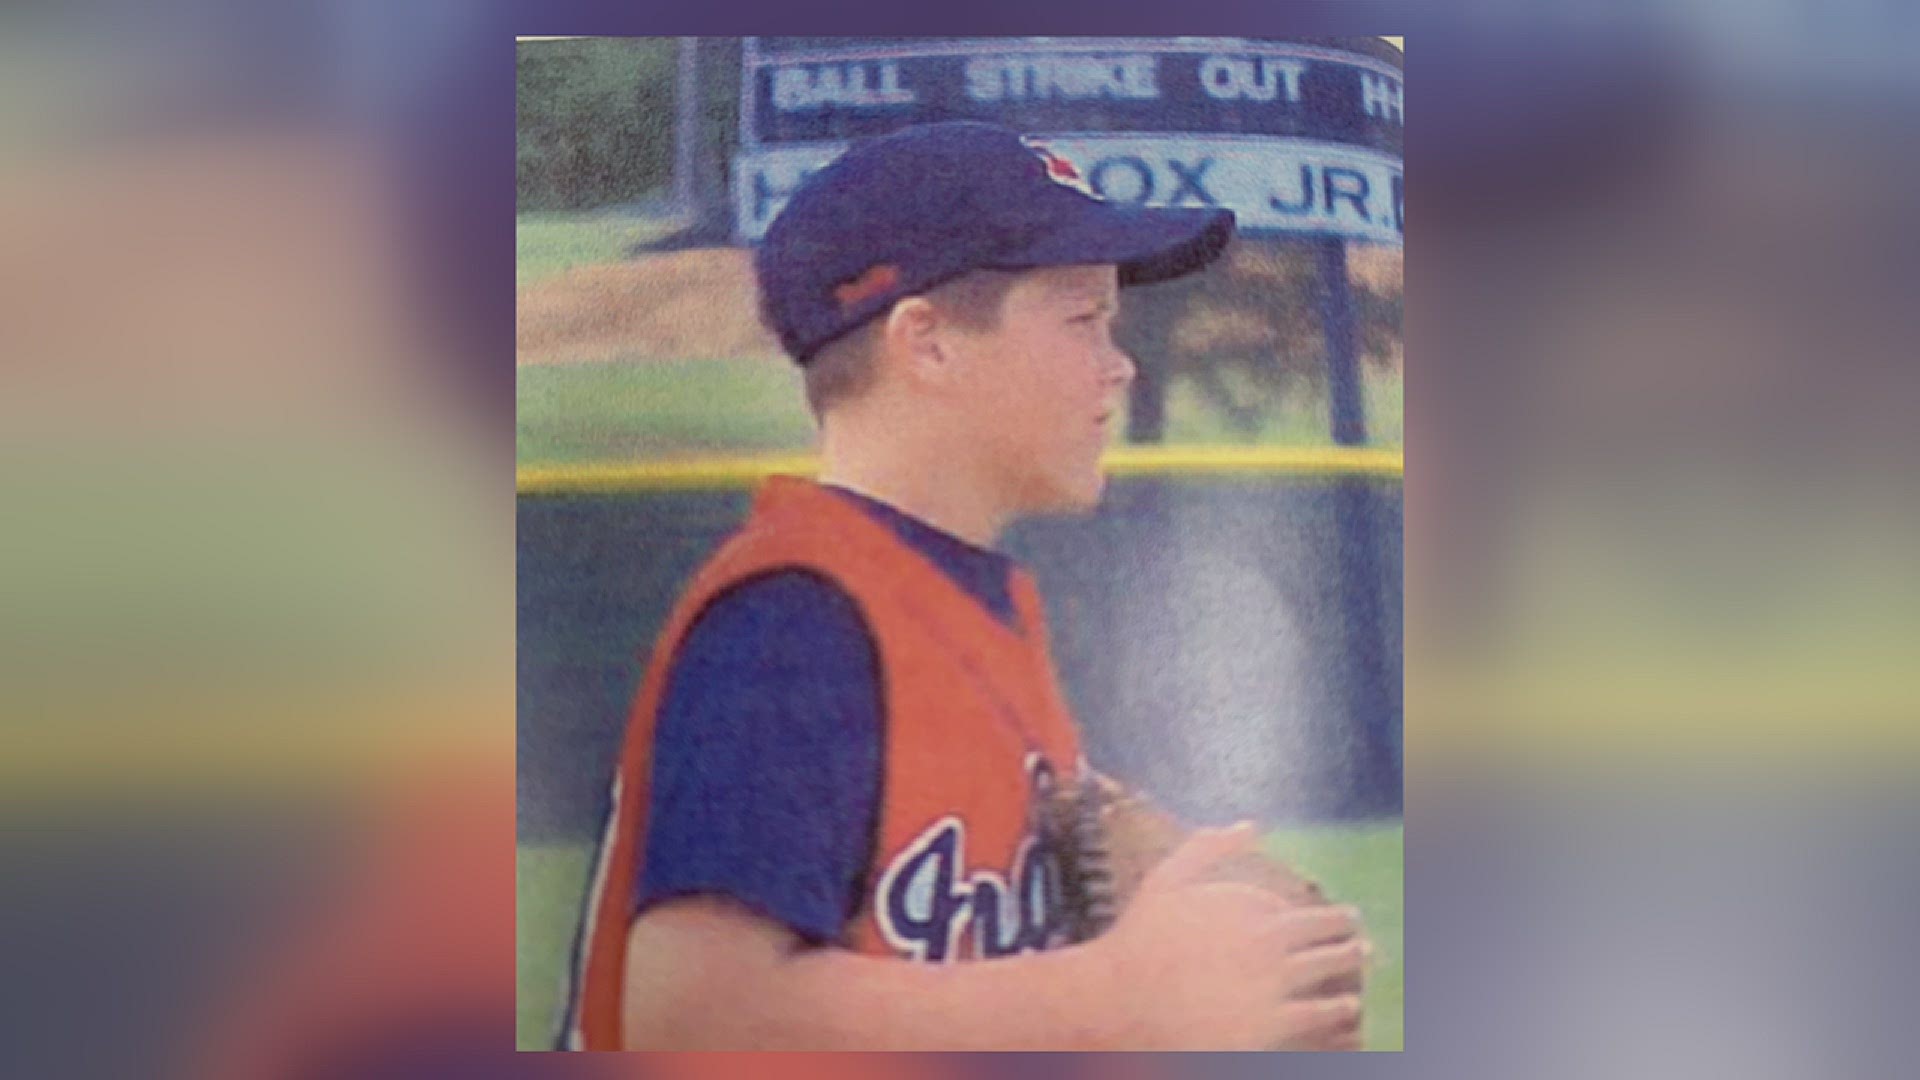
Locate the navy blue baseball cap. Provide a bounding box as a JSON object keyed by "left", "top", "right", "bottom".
{"left": 756, "top": 121, "right": 1236, "bottom": 363}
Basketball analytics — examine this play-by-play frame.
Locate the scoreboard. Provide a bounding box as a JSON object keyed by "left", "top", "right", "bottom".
{"left": 734, "top": 37, "right": 1403, "bottom": 246}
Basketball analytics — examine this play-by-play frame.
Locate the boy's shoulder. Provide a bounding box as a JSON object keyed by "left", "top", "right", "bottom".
{"left": 674, "top": 481, "right": 905, "bottom": 612}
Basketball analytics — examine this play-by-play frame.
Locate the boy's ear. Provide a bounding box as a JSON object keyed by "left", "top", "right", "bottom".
{"left": 880, "top": 297, "right": 956, "bottom": 387}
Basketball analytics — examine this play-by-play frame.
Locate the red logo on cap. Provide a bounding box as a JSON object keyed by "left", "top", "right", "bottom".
{"left": 833, "top": 263, "right": 902, "bottom": 311}
{"left": 1022, "top": 137, "right": 1100, "bottom": 199}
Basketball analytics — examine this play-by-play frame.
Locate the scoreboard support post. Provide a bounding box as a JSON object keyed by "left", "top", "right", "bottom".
{"left": 1318, "top": 234, "right": 1401, "bottom": 813}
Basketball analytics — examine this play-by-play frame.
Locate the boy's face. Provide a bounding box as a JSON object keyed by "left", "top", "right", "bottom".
{"left": 947, "top": 264, "right": 1136, "bottom": 515}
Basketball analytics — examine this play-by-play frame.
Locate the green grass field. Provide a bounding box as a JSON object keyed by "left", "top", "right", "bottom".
{"left": 518, "top": 357, "right": 813, "bottom": 464}
{"left": 517, "top": 210, "right": 1402, "bottom": 464}
{"left": 516, "top": 820, "right": 1402, "bottom": 1050}
{"left": 517, "top": 210, "right": 682, "bottom": 288}
{"left": 517, "top": 357, "right": 1402, "bottom": 466}
{"left": 518, "top": 843, "right": 595, "bottom": 1049}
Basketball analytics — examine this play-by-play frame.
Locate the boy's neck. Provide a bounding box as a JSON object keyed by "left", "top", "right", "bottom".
{"left": 817, "top": 413, "right": 1010, "bottom": 548}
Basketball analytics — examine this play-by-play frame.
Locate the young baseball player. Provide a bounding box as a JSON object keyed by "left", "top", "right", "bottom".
{"left": 565, "top": 121, "right": 1365, "bottom": 1050}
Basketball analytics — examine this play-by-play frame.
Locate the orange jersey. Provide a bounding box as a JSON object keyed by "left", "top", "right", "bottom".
{"left": 569, "top": 477, "right": 1086, "bottom": 1049}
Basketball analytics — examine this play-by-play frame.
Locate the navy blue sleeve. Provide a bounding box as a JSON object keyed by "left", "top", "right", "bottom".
{"left": 633, "top": 571, "right": 884, "bottom": 944}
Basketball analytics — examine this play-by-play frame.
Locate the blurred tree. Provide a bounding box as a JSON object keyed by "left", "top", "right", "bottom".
{"left": 516, "top": 37, "right": 741, "bottom": 215}
{"left": 516, "top": 39, "right": 677, "bottom": 209}
{"left": 1118, "top": 240, "right": 1403, "bottom": 442}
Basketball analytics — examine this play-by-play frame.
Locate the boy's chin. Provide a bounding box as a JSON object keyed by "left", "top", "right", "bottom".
{"left": 1032, "top": 473, "right": 1108, "bottom": 516}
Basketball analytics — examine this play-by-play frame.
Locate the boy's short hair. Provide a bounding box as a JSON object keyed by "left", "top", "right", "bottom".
{"left": 796, "top": 270, "right": 1022, "bottom": 418}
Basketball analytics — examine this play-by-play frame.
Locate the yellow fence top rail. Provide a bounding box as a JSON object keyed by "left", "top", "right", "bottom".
{"left": 517, "top": 446, "right": 1403, "bottom": 495}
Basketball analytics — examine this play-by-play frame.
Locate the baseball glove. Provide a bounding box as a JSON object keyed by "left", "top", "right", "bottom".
{"left": 1044, "top": 771, "right": 1364, "bottom": 1046}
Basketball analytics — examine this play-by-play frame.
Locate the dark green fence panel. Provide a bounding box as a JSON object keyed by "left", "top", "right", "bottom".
{"left": 517, "top": 476, "right": 1400, "bottom": 842}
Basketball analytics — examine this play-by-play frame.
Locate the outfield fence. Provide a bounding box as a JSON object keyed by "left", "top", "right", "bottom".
{"left": 517, "top": 448, "right": 1403, "bottom": 842}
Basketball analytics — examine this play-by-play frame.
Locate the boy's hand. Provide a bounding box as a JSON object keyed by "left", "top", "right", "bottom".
{"left": 1099, "top": 824, "right": 1369, "bottom": 1050}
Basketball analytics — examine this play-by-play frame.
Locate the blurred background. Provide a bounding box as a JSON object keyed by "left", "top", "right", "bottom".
{"left": 2, "top": 3, "right": 1917, "bottom": 1077}
{"left": 513, "top": 34, "right": 1405, "bottom": 1050}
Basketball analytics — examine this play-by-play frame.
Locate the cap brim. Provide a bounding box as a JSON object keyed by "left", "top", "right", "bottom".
{"left": 989, "top": 201, "right": 1236, "bottom": 286}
